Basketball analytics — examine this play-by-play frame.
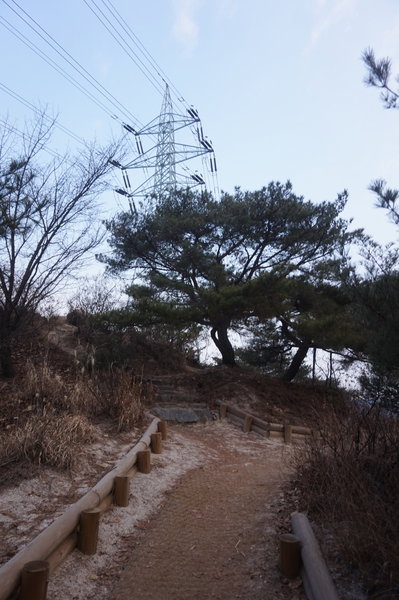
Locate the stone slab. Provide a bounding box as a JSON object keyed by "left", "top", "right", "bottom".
{"left": 193, "top": 408, "right": 214, "bottom": 423}
{"left": 152, "top": 407, "right": 199, "bottom": 423}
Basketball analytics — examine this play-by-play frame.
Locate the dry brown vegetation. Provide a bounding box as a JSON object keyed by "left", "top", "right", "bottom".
{"left": 2, "top": 315, "right": 398, "bottom": 599}
{"left": 0, "top": 359, "right": 149, "bottom": 473}
{"left": 293, "top": 401, "right": 399, "bottom": 598}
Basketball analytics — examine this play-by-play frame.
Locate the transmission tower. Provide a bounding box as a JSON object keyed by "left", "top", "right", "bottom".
{"left": 111, "top": 84, "right": 218, "bottom": 211}
{"left": 154, "top": 84, "right": 176, "bottom": 196}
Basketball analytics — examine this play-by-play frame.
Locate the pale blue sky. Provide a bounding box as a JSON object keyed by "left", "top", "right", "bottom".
{"left": 1, "top": 0, "right": 399, "bottom": 247}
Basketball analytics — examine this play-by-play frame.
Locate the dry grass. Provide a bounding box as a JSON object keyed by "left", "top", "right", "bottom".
{"left": 2, "top": 413, "right": 95, "bottom": 470}
{"left": 0, "top": 360, "right": 150, "bottom": 471}
{"left": 81, "top": 368, "right": 147, "bottom": 432}
{"left": 294, "top": 401, "right": 399, "bottom": 596}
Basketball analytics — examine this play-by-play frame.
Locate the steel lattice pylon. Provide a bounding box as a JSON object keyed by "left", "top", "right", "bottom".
{"left": 111, "top": 84, "right": 218, "bottom": 211}
{"left": 153, "top": 84, "right": 176, "bottom": 197}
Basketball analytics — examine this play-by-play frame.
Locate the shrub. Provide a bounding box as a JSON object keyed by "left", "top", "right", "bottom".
{"left": 294, "top": 401, "right": 399, "bottom": 595}
{"left": 82, "top": 368, "right": 147, "bottom": 432}
{"left": 0, "top": 360, "right": 149, "bottom": 472}
{"left": 2, "top": 413, "right": 95, "bottom": 470}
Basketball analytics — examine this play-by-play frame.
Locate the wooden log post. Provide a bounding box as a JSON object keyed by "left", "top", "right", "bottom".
{"left": 291, "top": 512, "right": 339, "bottom": 600}
{"left": 114, "top": 475, "right": 130, "bottom": 507}
{"left": 280, "top": 534, "right": 301, "bottom": 579}
{"left": 0, "top": 417, "right": 161, "bottom": 600}
{"left": 137, "top": 449, "right": 151, "bottom": 474}
{"left": 19, "top": 561, "right": 49, "bottom": 600}
{"left": 243, "top": 415, "right": 253, "bottom": 433}
{"left": 219, "top": 403, "right": 228, "bottom": 418}
{"left": 284, "top": 424, "right": 293, "bottom": 444}
{"left": 157, "top": 420, "right": 168, "bottom": 440}
{"left": 78, "top": 508, "right": 100, "bottom": 555}
{"left": 150, "top": 432, "right": 163, "bottom": 454}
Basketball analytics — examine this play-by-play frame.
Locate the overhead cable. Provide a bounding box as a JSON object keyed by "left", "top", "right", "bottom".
{"left": 0, "top": 15, "right": 123, "bottom": 121}
{"left": 98, "top": 0, "right": 189, "bottom": 108}
{"left": 83, "top": 0, "right": 165, "bottom": 97}
{"left": 0, "top": 118, "right": 63, "bottom": 160}
{"left": 0, "top": 81, "right": 85, "bottom": 145}
{"left": 1, "top": 0, "right": 143, "bottom": 127}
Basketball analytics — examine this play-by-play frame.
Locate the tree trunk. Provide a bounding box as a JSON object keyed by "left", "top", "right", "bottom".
{"left": 282, "top": 342, "right": 310, "bottom": 382}
{"left": 210, "top": 325, "right": 236, "bottom": 366}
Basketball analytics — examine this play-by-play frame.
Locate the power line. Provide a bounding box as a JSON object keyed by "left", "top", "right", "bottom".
{"left": 84, "top": 0, "right": 191, "bottom": 113}
{"left": 1, "top": 1, "right": 220, "bottom": 199}
{"left": 0, "top": 118, "right": 63, "bottom": 160}
{"left": 1, "top": 0, "right": 143, "bottom": 127}
{"left": 0, "top": 81, "right": 85, "bottom": 145}
{"left": 81, "top": 0, "right": 220, "bottom": 198}
{"left": 0, "top": 14, "right": 122, "bottom": 120}
{"left": 83, "top": 0, "right": 165, "bottom": 97}
{"left": 98, "top": 0, "right": 189, "bottom": 106}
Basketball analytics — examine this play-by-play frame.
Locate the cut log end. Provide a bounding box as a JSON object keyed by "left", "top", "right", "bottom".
{"left": 137, "top": 449, "right": 152, "bottom": 474}
{"left": 78, "top": 508, "right": 101, "bottom": 555}
{"left": 157, "top": 420, "right": 168, "bottom": 440}
{"left": 114, "top": 475, "right": 130, "bottom": 507}
{"left": 279, "top": 533, "right": 301, "bottom": 579}
{"left": 150, "top": 432, "right": 163, "bottom": 454}
{"left": 20, "top": 560, "right": 49, "bottom": 600}
{"left": 243, "top": 415, "right": 253, "bottom": 433}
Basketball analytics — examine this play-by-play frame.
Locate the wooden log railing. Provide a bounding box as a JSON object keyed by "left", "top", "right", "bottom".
{"left": 1, "top": 400, "right": 314, "bottom": 599}
{"left": 216, "top": 400, "right": 312, "bottom": 440}
{"left": 0, "top": 416, "right": 162, "bottom": 600}
{"left": 290, "top": 512, "right": 340, "bottom": 600}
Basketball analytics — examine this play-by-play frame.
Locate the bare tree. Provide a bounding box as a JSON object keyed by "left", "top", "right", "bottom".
{"left": 0, "top": 114, "right": 120, "bottom": 376}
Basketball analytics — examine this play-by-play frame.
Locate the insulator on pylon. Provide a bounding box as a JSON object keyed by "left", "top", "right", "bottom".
{"left": 115, "top": 188, "right": 129, "bottom": 196}
{"left": 122, "top": 170, "right": 131, "bottom": 189}
{"left": 213, "top": 156, "right": 217, "bottom": 172}
{"left": 187, "top": 107, "right": 199, "bottom": 119}
{"left": 191, "top": 173, "right": 205, "bottom": 184}
{"left": 123, "top": 123, "right": 137, "bottom": 134}
{"left": 109, "top": 159, "right": 122, "bottom": 168}
{"left": 210, "top": 157, "right": 214, "bottom": 172}
{"left": 136, "top": 138, "right": 145, "bottom": 155}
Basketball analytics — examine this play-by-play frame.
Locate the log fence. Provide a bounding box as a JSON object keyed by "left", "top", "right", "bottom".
{"left": 1, "top": 404, "right": 331, "bottom": 600}
{"left": 217, "top": 400, "right": 312, "bottom": 441}
{"left": 0, "top": 417, "right": 166, "bottom": 600}
{"left": 279, "top": 512, "right": 340, "bottom": 600}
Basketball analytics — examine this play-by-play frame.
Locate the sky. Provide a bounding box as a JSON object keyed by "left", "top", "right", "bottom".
{"left": 1, "top": 0, "right": 399, "bottom": 251}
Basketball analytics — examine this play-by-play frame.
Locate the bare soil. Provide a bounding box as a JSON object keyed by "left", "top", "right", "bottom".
{"left": 33, "top": 421, "right": 305, "bottom": 600}
{"left": 0, "top": 320, "right": 359, "bottom": 598}
{"left": 108, "top": 423, "right": 303, "bottom": 600}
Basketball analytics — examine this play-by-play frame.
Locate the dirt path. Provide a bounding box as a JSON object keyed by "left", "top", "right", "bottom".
{"left": 107, "top": 424, "right": 303, "bottom": 600}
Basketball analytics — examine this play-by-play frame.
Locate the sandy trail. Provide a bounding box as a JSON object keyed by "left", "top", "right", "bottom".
{"left": 43, "top": 421, "right": 303, "bottom": 599}
{"left": 108, "top": 423, "right": 302, "bottom": 600}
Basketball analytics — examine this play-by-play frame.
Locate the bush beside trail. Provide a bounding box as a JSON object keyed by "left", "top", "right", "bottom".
{"left": 0, "top": 359, "right": 149, "bottom": 472}
{"left": 293, "top": 401, "right": 399, "bottom": 597}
